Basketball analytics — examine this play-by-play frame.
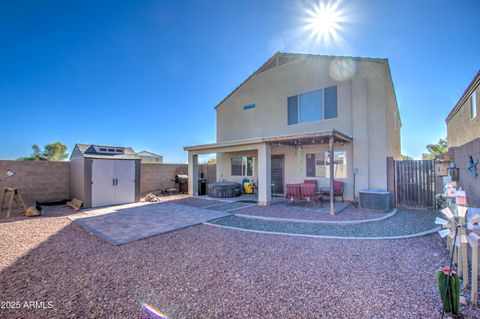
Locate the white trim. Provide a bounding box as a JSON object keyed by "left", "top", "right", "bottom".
{"left": 234, "top": 208, "right": 398, "bottom": 225}
{"left": 203, "top": 222, "right": 441, "bottom": 240}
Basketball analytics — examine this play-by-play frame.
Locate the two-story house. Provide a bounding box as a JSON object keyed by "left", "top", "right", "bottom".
{"left": 184, "top": 52, "right": 401, "bottom": 211}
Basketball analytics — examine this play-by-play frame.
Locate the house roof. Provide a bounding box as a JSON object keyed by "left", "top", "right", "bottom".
{"left": 136, "top": 150, "right": 162, "bottom": 157}
{"left": 446, "top": 70, "right": 480, "bottom": 124}
{"left": 73, "top": 143, "right": 140, "bottom": 160}
{"left": 184, "top": 129, "right": 352, "bottom": 153}
{"left": 214, "top": 51, "right": 389, "bottom": 110}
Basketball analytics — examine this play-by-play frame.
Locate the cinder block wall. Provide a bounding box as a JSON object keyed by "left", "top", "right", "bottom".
{"left": 140, "top": 163, "right": 188, "bottom": 195}
{"left": 0, "top": 160, "right": 217, "bottom": 205}
{"left": 0, "top": 160, "right": 70, "bottom": 206}
{"left": 450, "top": 137, "right": 480, "bottom": 207}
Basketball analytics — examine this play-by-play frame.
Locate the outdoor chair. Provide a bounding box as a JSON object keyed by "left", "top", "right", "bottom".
{"left": 303, "top": 179, "right": 318, "bottom": 189}
{"left": 321, "top": 180, "right": 345, "bottom": 202}
{"left": 285, "top": 184, "right": 302, "bottom": 204}
{"left": 300, "top": 184, "right": 322, "bottom": 205}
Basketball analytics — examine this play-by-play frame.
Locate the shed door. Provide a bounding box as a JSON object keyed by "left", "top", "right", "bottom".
{"left": 114, "top": 160, "right": 136, "bottom": 205}
{"left": 92, "top": 159, "right": 116, "bottom": 207}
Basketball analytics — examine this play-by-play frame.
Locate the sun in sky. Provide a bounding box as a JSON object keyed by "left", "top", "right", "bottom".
{"left": 304, "top": 1, "right": 345, "bottom": 44}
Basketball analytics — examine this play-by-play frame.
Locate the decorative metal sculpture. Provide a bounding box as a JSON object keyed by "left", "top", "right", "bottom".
{"left": 437, "top": 206, "right": 480, "bottom": 317}
{"left": 297, "top": 146, "right": 303, "bottom": 174}
{"left": 468, "top": 155, "right": 478, "bottom": 177}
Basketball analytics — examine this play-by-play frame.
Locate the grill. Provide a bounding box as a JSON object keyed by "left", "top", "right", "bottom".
{"left": 174, "top": 175, "right": 188, "bottom": 194}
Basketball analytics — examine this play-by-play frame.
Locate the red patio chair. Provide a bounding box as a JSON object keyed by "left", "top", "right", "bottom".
{"left": 300, "top": 184, "right": 322, "bottom": 205}
{"left": 321, "top": 180, "right": 345, "bottom": 202}
{"left": 303, "top": 179, "right": 318, "bottom": 189}
{"left": 285, "top": 184, "right": 302, "bottom": 204}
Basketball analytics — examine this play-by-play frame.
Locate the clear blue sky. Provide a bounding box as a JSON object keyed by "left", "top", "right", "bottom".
{"left": 1, "top": 0, "right": 479, "bottom": 162}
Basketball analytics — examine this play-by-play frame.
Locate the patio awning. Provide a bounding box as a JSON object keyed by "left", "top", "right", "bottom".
{"left": 184, "top": 129, "right": 352, "bottom": 153}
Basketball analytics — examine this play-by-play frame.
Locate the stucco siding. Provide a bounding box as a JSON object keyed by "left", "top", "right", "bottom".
{"left": 447, "top": 86, "right": 480, "bottom": 148}
{"left": 207, "top": 54, "right": 401, "bottom": 196}
{"left": 217, "top": 57, "right": 353, "bottom": 142}
{"left": 366, "top": 63, "right": 388, "bottom": 189}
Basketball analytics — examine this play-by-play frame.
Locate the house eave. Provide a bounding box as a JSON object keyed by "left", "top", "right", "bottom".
{"left": 184, "top": 130, "right": 352, "bottom": 153}
{"left": 446, "top": 70, "right": 480, "bottom": 124}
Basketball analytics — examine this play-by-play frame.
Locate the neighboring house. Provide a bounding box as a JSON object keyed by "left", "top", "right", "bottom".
{"left": 136, "top": 151, "right": 163, "bottom": 163}
{"left": 446, "top": 70, "right": 480, "bottom": 206}
{"left": 184, "top": 52, "right": 402, "bottom": 206}
{"left": 446, "top": 70, "right": 480, "bottom": 148}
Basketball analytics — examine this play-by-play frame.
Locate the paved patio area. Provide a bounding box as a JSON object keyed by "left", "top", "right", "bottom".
{"left": 70, "top": 202, "right": 231, "bottom": 245}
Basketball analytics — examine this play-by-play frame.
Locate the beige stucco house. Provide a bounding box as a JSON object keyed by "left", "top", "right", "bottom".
{"left": 184, "top": 52, "right": 401, "bottom": 208}
{"left": 446, "top": 70, "right": 480, "bottom": 206}
{"left": 136, "top": 150, "right": 163, "bottom": 163}
{"left": 446, "top": 70, "right": 480, "bottom": 148}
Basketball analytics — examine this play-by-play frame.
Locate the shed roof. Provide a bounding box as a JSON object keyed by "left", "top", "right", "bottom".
{"left": 73, "top": 144, "right": 140, "bottom": 160}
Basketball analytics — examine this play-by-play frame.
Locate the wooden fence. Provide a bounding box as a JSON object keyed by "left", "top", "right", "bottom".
{"left": 394, "top": 160, "right": 436, "bottom": 209}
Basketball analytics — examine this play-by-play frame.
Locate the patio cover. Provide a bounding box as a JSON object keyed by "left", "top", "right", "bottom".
{"left": 184, "top": 130, "right": 352, "bottom": 215}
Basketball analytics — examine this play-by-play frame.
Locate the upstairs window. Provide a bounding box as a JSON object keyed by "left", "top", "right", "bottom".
{"left": 243, "top": 104, "right": 256, "bottom": 110}
{"left": 231, "top": 156, "right": 254, "bottom": 176}
{"left": 471, "top": 92, "right": 477, "bottom": 119}
{"left": 288, "top": 86, "right": 337, "bottom": 125}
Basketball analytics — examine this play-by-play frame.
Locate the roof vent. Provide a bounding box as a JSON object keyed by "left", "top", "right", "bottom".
{"left": 257, "top": 57, "right": 279, "bottom": 73}
{"left": 278, "top": 54, "right": 299, "bottom": 65}
{"left": 257, "top": 54, "right": 300, "bottom": 74}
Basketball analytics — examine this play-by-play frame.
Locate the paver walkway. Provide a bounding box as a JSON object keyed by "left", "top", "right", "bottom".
{"left": 70, "top": 202, "right": 230, "bottom": 245}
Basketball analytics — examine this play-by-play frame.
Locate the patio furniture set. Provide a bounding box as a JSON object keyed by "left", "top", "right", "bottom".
{"left": 286, "top": 180, "right": 344, "bottom": 206}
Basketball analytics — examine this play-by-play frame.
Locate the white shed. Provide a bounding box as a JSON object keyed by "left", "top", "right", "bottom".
{"left": 70, "top": 144, "right": 141, "bottom": 208}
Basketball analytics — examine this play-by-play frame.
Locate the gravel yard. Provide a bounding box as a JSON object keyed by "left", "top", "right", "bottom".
{"left": 1, "top": 204, "right": 479, "bottom": 318}
{"left": 235, "top": 203, "right": 388, "bottom": 221}
{"left": 211, "top": 210, "right": 440, "bottom": 237}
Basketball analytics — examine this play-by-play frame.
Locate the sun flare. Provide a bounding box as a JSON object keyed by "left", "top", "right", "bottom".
{"left": 304, "top": 1, "right": 344, "bottom": 43}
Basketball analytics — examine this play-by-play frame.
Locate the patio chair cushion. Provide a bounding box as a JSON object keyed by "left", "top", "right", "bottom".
{"left": 321, "top": 181, "right": 344, "bottom": 196}
{"left": 285, "top": 184, "right": 302, "bottom": 200}
{"left": 300, "top": 184, "right": 322, "bottom": 201}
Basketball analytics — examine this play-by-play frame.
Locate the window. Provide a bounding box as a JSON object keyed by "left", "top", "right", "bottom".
{"left": 243, "top": 104, "right": 256, "bottom": 110}
{"left": 306, "top": 151, "right": 347, "bottom": 179}
{"left": 471, "top": 92, "right": 477, "bottom": 119}
{"left": 300, "top": 89, "right": 323, "bottom": 123}
{"left": 231, "top": 156, "right": 254, "bottom": 176}
{"left": 288, "top": 86, "right": 338, "bottom": 125}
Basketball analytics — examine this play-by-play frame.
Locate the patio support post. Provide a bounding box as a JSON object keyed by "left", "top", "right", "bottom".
{"left": 329, "top": 134, "right": 335, "bottom": 215}
{"left": 188, "top": 152, "right": 199, "bottom": 196}
{"left": 257, "top": 143, "right": 272, "bottom": 205}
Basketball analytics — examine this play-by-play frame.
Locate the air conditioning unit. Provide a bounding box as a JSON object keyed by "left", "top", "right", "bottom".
{"left": 359, "top": 190, "right": 391, "bottom": 211}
